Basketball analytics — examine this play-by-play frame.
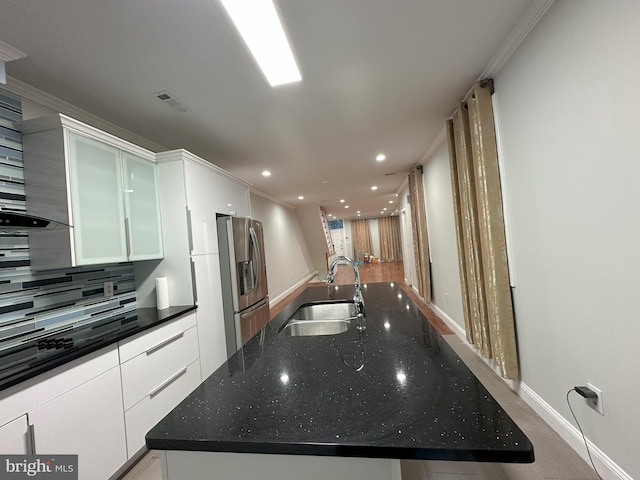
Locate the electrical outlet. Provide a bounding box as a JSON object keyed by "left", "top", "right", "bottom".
{"left": 104, "top": 281, "right": 114, "bottom": 299}
{"left": 587, "top": 383, "right": 604, "bottom": 415}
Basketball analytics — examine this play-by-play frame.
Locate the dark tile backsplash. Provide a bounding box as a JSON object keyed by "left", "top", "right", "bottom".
{"left": 0, "top": 91, "right": 137, "bottom": 351}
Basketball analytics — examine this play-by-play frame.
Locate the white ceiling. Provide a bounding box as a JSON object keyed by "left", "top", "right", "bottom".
{"left": 0, "top": 0, "right": 544, "bottom": 219}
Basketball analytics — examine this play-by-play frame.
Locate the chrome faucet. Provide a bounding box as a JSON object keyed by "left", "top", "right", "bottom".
{"left": 326, "top": 255, "right": 366, "bottom": 331}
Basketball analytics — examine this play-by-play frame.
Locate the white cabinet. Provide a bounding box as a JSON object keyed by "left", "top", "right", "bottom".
{"left": 67, "top": 131, "right": 128, "bottom": 264}
{"left": 183, "top": 160, "right": 222, "bottom": 256}
{"left": 135, "top": 149, "right": 251, "bottom": 379}
{"left": 0, "top": 415, "right": 29, "bottom": 454}
{"left": 192, "top": 254, "right": 227, "bottom": 378}
{"left": 19, "top": 114, "right": 163, "bottom": 270}
{"left": 28, "top": 366, "right": 128, "bottom": 480}
{"left": 124, "top": 152, "right": 164, "bottom": 260}
{"left": 119, "top": 312, "right": 201, "bottom": 458}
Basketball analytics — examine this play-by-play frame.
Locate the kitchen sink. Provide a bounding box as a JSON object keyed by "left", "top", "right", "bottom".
{"left": 279, "top": 302, "right": 357, "bottom": 337}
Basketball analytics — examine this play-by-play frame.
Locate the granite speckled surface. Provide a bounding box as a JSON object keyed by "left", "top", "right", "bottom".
{"left": 0, "top": 305, "right": 197, "bottom": 391}
{"left": 146, "top": 283, "right": 534, "bottom": 463}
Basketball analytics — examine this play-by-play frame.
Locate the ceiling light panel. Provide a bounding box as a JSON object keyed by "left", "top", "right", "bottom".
{"left": 220, "top": 0, "right": 301, "bottom": 87}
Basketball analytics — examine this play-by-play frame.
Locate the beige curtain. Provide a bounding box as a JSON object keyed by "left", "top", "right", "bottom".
{"left": 351, "top": 219, "right": 372, "bottom": 261}
{"left": 378, "top": 216, "right": 403, "bottom": 262}
{"left": 408, "top": 166, "right": 431, "bottom": 302}
{"left": 447, "top": 79, "right": 519, "bottom": 379}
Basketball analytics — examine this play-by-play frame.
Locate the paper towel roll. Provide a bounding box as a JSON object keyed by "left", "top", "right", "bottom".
{"left": 155, "top": 277, "right": 170, "bottom": 310}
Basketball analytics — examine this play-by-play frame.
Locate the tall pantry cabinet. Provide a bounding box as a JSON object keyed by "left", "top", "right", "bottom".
{"left": 134, "top": 150, "right": 251, "bottom": 380}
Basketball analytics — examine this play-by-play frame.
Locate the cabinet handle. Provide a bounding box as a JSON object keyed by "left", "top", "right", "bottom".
{"left": 28, "top": 423, "right": 36, "bottom": 454}
{"left": 186, "top": 207, "right": 194, "bottom": 253}
{"left": 124, "top": 218, "right": 131, "bottom": 257}
{"left": 149, "top": 367, "right": 188, "bottom": 398}
{"left": 145, "top": 331, "right": 184, "bottom": 355}
{"left": 190, "top": 259, "right": 198, "bottom": 304}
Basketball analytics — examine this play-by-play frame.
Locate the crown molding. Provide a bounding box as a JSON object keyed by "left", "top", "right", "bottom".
{"left": 419, "top": 126, "right": 447, "bottom": 166}
{"left": 0, "top": 40, "right": 27, "bottom": 63}
{"left": 250, "top": 188, "right": 295, "bottom": 210}
{"left": 156, "top": 149, "right": 252, "bottom": 187}
{"left": 2, "top": 75, "right": 167, "bottom": 153}
{"left": 481, "top": 0, "right": 555, "bottom": 78}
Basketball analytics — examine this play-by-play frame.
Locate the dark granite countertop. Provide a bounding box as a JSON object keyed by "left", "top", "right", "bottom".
{"left": 0, "top": 305, "right": 197, "bottom": 392}
{"left": 146, "top": 283, "right": 533, "bottom": 463}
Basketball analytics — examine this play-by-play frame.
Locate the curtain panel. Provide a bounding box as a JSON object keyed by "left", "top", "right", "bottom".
{"left": 408, "top": 165, "right": 431, "bottom": 302}
{"left": 447, "top": 79, "right": 519, "bottom": 379}
{"left": 351, "top": 218, "right": 372, "bottom": 261}
{"left": 378, "top": 216, "right": 403, "bottom": 262}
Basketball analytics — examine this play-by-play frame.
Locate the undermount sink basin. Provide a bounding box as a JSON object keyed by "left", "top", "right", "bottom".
{"left": 280, "top": 302, "right": 357, "bottom": 337}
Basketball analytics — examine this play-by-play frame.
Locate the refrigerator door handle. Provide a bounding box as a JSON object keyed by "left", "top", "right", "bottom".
{"left": 249, "top": 226, "right": 261, "bottom": 290}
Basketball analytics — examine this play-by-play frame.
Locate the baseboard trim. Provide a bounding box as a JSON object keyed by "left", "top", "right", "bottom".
{"left": 516, "top": 382, "right": 632, "bottom": 480}
{"left": 430, "top": 303, "right": 465, "bottom": 339}
{"left": 429, "top": 304, "right": 631, "bottom": 480}
{"left": 269, "top": 271, "right": 317, "bottom": 309}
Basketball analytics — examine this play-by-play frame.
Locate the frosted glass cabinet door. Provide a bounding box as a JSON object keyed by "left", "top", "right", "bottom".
{"left": 67, "top": 132, "right": 128, "bottom": 265}
{"left": 123, "top": 153, "right": 164, "bottom": 260}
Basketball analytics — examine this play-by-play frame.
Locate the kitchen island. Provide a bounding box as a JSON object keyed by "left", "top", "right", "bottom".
{"left": 146, "top": 282, "right": 533, "bottom": 479}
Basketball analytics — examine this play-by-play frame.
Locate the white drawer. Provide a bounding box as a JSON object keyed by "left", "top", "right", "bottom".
{"left": 120, "top": 324, "right": 200, "bottom": 410}
{"left": 118, "top": 312, "right": 197, "bottom": 363}
{"left": 124, "top": 359, "right": 201, "bottom": 458}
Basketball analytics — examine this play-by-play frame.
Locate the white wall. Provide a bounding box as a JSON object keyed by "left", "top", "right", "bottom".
{"left": 490, "top": 2, "right": 640, "bottom": 476}
{"left": 421, "top": 141, "right": 464, "bottom": 330}
{"left": 249, "top": 192, "right": 316, "bottom": 302}
{"left": 368, "top": 218, "right": 380, "bottom": 259}
{"left": 398, "top": 185, "right": 417, "bottom": 287}
{"left": 295, "top": 205, "right": 330, "bottom": 278}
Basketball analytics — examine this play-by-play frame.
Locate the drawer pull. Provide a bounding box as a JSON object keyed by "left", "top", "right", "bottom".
{"left": 149, "top": 367, "right": 188, "bottom": 398}
{"left": 145, "top": 331, "right": 184, "bottom": 355}
{"left": 28, "top": 423, "right": 36, "bottom": 454}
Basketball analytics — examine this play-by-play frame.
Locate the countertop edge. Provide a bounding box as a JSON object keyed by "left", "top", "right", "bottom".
{"left": 145, "top": 438, "right": 534, "bottom": 463}
{"left": 0, "top": 304, "right": 197, "bottom": 392}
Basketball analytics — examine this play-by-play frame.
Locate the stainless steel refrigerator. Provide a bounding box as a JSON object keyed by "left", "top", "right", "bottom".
{"left": 217, "top": 216, "right": 270, "bottom": 359}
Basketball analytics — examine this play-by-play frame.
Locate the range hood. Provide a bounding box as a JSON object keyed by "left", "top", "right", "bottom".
{"left": 0, "top": 211, "right": 71, "bottom": 233}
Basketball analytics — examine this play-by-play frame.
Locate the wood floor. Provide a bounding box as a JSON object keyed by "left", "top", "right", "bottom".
{"left": 119, "top": 261, "right": 600, "bottom": 480}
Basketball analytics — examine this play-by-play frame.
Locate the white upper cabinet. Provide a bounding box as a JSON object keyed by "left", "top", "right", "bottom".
{"left": 184, "top": 160, "right": 221, "bottom": 256}
{"left": 67, "top": 131, "right": 128, "bottom": 264}
{"left": 123, "top": 152, "right": 164, "bottom": 260}
{"left": 157, "top": 149, "right": 252, "bottom": 258}
{"left": 19, "top": 114, "right": 163, "bottom": 270}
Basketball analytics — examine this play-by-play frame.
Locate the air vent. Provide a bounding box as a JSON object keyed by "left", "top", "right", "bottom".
{"left": 152, "top": 90, "right": 187, "bottom": 113}
{"left": 384, "top": 172, "right": 396, "bottom": 176}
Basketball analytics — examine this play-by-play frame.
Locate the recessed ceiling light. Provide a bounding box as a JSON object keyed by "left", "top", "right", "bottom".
{"left": 388, "top": 200, "right": 393, "bottom": 204}
{"left": 261, "top": 170, "right": 272, "bottom": 177}
{"left": 356, "top": 211, "right": 361, "bottom": 214}
{"left": 376, "top": 154, "right": 386, "bottom": 162}
{"left": 220, "top": 0, "right": 301, "bottom": 87}
{"left": 371, "top": 186, "right": 378, "bottom": 191}
{"left": 357, "top": 213, "right": 361, "bottom": 217}
{"left": 298, "top": 195, "right": 304, "bottom": 200}
{"left": 383, "top": 208, "right": 387, "bottom": 211}
{"left": 339, "top": 199, "right": 345, "bottom": 203}
{"left": 344, "top": 205, "right": 349, "bottom": 209}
